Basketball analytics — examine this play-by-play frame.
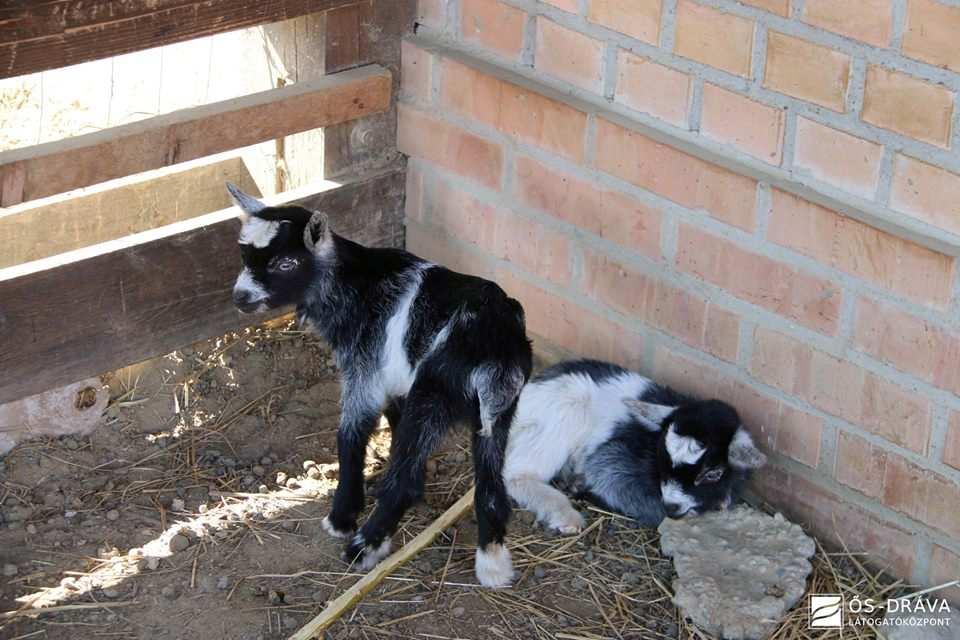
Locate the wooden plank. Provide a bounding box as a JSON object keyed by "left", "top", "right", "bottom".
{"left": 0, "top": 64, "right": 392, "bottom": 205}
{"left": 0, "top": 0, "right": 361, "bottom": 79}
{"left": 0, "top": 168, "right": 405, "bottom": 405}
{"left": 0, "top": 153, "right": 260, "bottom": 268}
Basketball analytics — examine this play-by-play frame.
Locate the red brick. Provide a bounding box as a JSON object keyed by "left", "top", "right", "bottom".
{"left": 926, "top": 472, "right": 960, "bottom": 539}
{"left": 501, "top": 272, "right": 645, "bottom": 369}
{"left": 588, "top": 0, "right": 662, "bottom": 45}
{"left": 835, "top": 432, "right": 887, "bottom": 498}
{"left": 584, "top": 251, "right": 740, "bottom": 359}
{"left": 401, "top": 40, "right": 433, "bottom": 103}
{"left": 651, "top": 347, "right": 822, "bottom": 466}
{"left": 890, "top": 154, "right": 960, "bottom": 236}
{"left": 768, "top": 190, "right": 954, "bottom": 308}
{"left": 460, "top": 0, "right": 526, "bottom": 59}
{"left": 535, "top": 18, "right": 604, "bottom": 92}
{"left": 542, "top": 0, "right": 579, "bottom": 12}
{"left": 862, "top": 66, "right": 954, "bottom": 148}
{"left": 700, "top": 83, "right": 785, "bottom": 164}
{"left": 738, "top": 0, "right": 788, "bottom": 16}
{"left": 855, "top": 298, "right": 960, "bottom": 396}
{"left": 764, "top": 32, "right": 850, "bottom": 111}
{"left": 677, "top": 225, "right": 841, "bottom": 333}
{"left": 615, "top": 51, "right": 690, "bottom": 127}
{"left": 440, "top": 59, "right": 588, "bottom": 162}
{"left": 398, "top": 104, "right": 503, "bottom": 189}
{"left": 751, "top": 327, "right": 931, "bottom": 450}
{"left": 406, "top": 221, "right": 497, "bottom": 280}
{"left": 903, "top": 0, "right": 960, "bottom": 73}
{"left": 405, "top": 162, "right": 425, "bottom": 223}
{"left": 946, "top": 413, "right": 960, "bottom": 471}
{"left": 704, "top": 304, "right": 741, "bottom": 363}
{"left": 752, "top": 465, "right": 916, "bottom": 578}
{"left": 802, "top": 0, "right": 892, "bottom": 47}
{"left": 674, "top": 0, "right": 754, "bottom": 77}
{"left": 793, "top": 118, "right": 882, "bottom": 198}
{"left": 423, "top": 178, "right": 571, "bottom": 285}
{"left": 595, "top": 118, "right": 758, "bottom": 230}
{"left": 929, "top": 546, "right": 960, "bottom": 606}
{"left": 514, "top": 155, "right": 661, "bottom": 258}
{"left": 882, "top": 453, "right": 929, "bottom": 521}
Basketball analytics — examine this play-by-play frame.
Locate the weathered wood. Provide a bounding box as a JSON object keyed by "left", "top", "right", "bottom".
{"left": 321, "top": 0, "right": 414, "bottom": 179}
{"left": 0, "top": 0, "right": 361, "bottom": 79}
{"left": 0, "top": 168, "right": 405, "bottom": 405}
{"left": 0, "top": 153, "right": 259, "bottom": 268}
{"left": 289, "top": 487, "right": 476, "bottom": 640}
{"left": 0, "top": 64, "right": 391, "bottom": 205}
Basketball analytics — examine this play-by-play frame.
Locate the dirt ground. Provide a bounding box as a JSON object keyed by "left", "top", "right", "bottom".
{"left": 0, "top": 320, "right": 891, "bottom": 640}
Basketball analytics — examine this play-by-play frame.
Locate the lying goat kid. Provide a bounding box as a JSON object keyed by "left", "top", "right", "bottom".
{"left": 503, "top": 360, "right": 766, "bottom": 532}
{"left": 228, "top": 185, "right": 532, "bottom": 587}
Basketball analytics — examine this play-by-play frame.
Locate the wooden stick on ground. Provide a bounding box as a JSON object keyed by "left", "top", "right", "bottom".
{"left": 289, "top": 487, "right": 476, "bottom": 640}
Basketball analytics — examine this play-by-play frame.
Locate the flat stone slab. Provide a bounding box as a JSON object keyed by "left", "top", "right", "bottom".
{"left": 659, "top": 505, "right": 816, "bottom": 639}
{"left": 0, "top": 378, "right": 107, "bottom": 455}
{"left": 881, "top": 604, "right": 959, "bottom": 640}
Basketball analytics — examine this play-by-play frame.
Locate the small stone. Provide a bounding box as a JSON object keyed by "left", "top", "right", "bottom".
{"left": 198, "top": 504, "right": 208, "bottom": 513}
{"left": 64, "top": 438, "right": 79, "bottom": 450}
{"left": 127, "top": 548, "right": 144, "bottom": 560}
{"left": 143, "top": 556, "right": 160, "bottom": 571}
{"left": 258, "top": 485, "right": 269, "bottom": 494}
{"left": 216, "top": 576, "right": 231, "bottom": 591}
{"left": 168, "top": 534, "right": 190, "bottom": 553}
{"left": 323, "top": 468, "right": 337, "bottom": 480}
{"left": 268, "top": 590, "right": 285, "bottom": 605}
{"left": 452, "top": 451, "right": 467, "bottom": 464}
{"left": 26, "top": 524, "right": 37, "bottom": 535}
{"left": 3, "top": 564, "right": 18, "bottom": 577}
{"left": 276, "top": 472, "right": 288, "bottom": 485}
{"left": 584, "top": 550, "right": 594, "bottom": 562}
{"left": 285, "top": 477, "right": 300, "bottom": 490}
{"left": 306, "top": 466, "right": 322, "bottom": 480}
{"left": 102, "top": 587, "right": 120, "bottom": 598}
{"left": 106, "top": 509, "right": 119, "bottom": 521}
{"left": 64, "top": 510, "right": 77, "bottom": 519}
{"left": 621, "top": 571, "right": 641, "bottom": 585}
{"left": 302, "top": 460, "right": 317, "bottom": 471}
{"left": 252, "top": 465, "right": 265, "bottom": 477}
{"left": 161, "top": 585, "right": 179, "bottom": 600}
{"left": 283, "top": 615, "right": 297, "bottom": 630}
{"left": 61, "top": 577, "right": 79, "bottom": 590}
{"left": 171, "top": 498, "right": 185, "bottom": 511}
{"left": 425, "top": 459, "right": 438, "bottom": 474}
{"left": 533, "top": 566, "right": 546, "bottom": 579}
{"left": 260, "top": 456, "right": 272, "bottom": 466}
{"left": 451, "top": 606, "right": 466, "bottom": 618}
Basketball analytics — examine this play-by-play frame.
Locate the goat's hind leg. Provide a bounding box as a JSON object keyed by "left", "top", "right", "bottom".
{"left": 505, "top": 473, "right": 584, "bottom": 534}
{"left": 344, "top": 387, "right": 451, "bottom": 569}
{"left": 472, "top": 410, "right": 516, "bottom": 587}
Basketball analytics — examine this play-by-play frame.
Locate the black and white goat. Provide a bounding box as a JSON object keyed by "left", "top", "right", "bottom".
{"left": 503, "top": 359, "right": 766, "bottom": 531}
{"left": 227, "top": 185, "right": 532, "bottom": 587}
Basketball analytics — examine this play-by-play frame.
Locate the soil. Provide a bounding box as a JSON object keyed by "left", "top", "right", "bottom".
{"left": 0, "top": 320, "right": 889, "bottom": 640}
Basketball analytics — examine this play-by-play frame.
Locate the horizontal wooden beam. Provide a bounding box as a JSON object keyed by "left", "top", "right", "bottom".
{"left": 0, "top": 168, "right": 405, "bottom": 405}
{"left": 0, "top": 64, "right": 392, "bottom": 206}
{"left": 0, "top": 0, "right": 359, "bottom": 79}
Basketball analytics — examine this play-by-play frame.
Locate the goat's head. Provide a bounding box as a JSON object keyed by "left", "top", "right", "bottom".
{"left": 226, "top": 183, "right": 331, "bottom": 314}
{"left": 625, "top": 397, "right": 766, "bottom": 519}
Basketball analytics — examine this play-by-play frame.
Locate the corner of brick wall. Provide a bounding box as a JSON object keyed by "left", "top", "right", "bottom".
{"left": 402, "top": 0, "right": 960, "bottom": 599}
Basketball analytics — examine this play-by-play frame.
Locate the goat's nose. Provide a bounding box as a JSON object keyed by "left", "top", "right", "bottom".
{"left": 664, "top": 503, "right": 684, "bottom": 519}
{"left": 232, "top": 289, "right": 250, "bottom": 305}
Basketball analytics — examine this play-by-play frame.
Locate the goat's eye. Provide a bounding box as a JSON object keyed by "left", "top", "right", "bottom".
{"left": 271, "top": 258, "right": 297, "bottom": 273}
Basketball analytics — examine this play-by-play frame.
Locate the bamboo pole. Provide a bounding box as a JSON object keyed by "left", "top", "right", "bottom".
{"left": 289, "top": 487, "right": 476, "bottom": 640}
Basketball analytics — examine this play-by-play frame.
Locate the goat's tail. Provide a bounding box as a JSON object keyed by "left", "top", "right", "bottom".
{"left": 470, "top": 363, "right": 527, "bottom": 438}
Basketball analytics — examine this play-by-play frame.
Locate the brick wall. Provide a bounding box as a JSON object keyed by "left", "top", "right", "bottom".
{"left": 401, "top": 0, "right": 960, "bottom": 595}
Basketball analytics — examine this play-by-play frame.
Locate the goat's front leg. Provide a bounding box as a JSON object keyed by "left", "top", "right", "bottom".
{"left": 344, "top": 388, "right": 450, "bottom": 569}
{"left": 322, "top": 390, "right": 381, "bottom": 539}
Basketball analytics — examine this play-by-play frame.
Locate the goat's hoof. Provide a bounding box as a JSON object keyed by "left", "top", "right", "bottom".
{"left": 547, "top": 509, "right": 585, "bottom": 535}
{"left": 475, "top": 544, "right": 513, "bottom": 588}
{"left": 321, "top": 515, "right": 353, "bottom": 539}
{"left": 344, "top": 534, "right": 392, "bottom": 571}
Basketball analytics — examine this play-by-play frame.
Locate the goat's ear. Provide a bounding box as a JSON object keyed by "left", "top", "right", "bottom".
{"left": 303, "top": 211, "right": 331, "bottom": 254}
{"left": 728, "top": 428, "right": 767, "bottom": 470}
{"left": 226, "top": 182, "right": 266, "bottom": 220}
{"left": 623, "top": 398, "right": 674, "bottom": 426}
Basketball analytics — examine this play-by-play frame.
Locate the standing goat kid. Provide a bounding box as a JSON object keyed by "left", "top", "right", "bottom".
{"left": 227, "top": 184, "right": 532, "bottom": 587}
{"left": 504, "top": 360, "right": 766, "bottom": 532}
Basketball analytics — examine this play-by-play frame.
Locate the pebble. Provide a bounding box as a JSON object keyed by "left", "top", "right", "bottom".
{"left": 302, "top": 460, "right": 317, "bottom": 471}
{"left": 168, "top": 533, "right": 190, "bottom": 553}
{"left": 450, "top": 606, "right": 466, "bottom": 618}
{"left": 171, "top": 498, "right": 185, "bottom": 511}
{"left": 306, "top": 466, "right": 322, "bottom": 480}
{"left": 621, "top": 571, "right": 641, "bottom": 585}
{"left": 26, "top": 524, "right": 37, "bottom": 535}
{"left": 276, "top": 472, "right": 288, "bottom": 485}
{"left": 61, "top": 577, "right": 79, "bottom": 590}
{"left": 451, "top": 451, "right": 467, "bottom": 464}
{"left": 584, "top": 550, "right": 595, "bottom": 562}
{"left": 285, "top": 477, "right": 300, "bottom": 490}
{"left": 252, "top": 465, "right": 266, "bottom": 477}
{"left": 217, "top": 576, "right": 231, "bottom": 591}
{"left": 323, "top": 468, "right": 337, "bottom": 480}
{"left": 268, "top": 590, "right": 285, "bottom": 605}
{"left": 425, "top": 459, "right": 438, "bottom": 474}
{"left": 105, "top": 509, "right": 120, "bottom": 521}
{"left": 161, "top": 585, "right": 179, "bottom": 600}
{"left": 102, "top": 587, "right": 120, "bottom": 599}
{"left": 2, "top": 564, "right": 17, "bottom": 577}
{"left": 258, "top": 485, "right": 269, "bottom": 494}
{"left": 198, "top": 504, "right": 209, "bottom": 513}
{"left": 533, "top": 566, "right": 546, "bottom": 579}
{"left": 64, "top": 438, "right": 79, "bottom": 450}
{"left": 260, "top": 456, "right": 272, "bottom": 466}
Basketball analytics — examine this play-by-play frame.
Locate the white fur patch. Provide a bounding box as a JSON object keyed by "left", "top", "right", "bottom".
{"left": 728, "top": 427, "right": 767, "bottom": 469}
{"left": 506, "top": 475, "right": 583, "bottom": 533}
{"left": 475, "top": 544, "right": 513, "bottom": 588}
{"left": 660, "top": 479, "right": 699, "bottom": 516}
{"left": 349, "top": 534, "right": 392, "bottom": 570}
{"left": 380, "top": 265, "right": 432, "bottom": 398}
{"left": 321, "top": 516, "right": 351, "bottom": 539}
{"left": 233, "top": 268, "right": 268, "bottom": 306}
{"left": 665, "top": 425, "right": 706, "bottom": 467}
{"left": 239, "top": 217, "right": 280, "bottom": 248}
